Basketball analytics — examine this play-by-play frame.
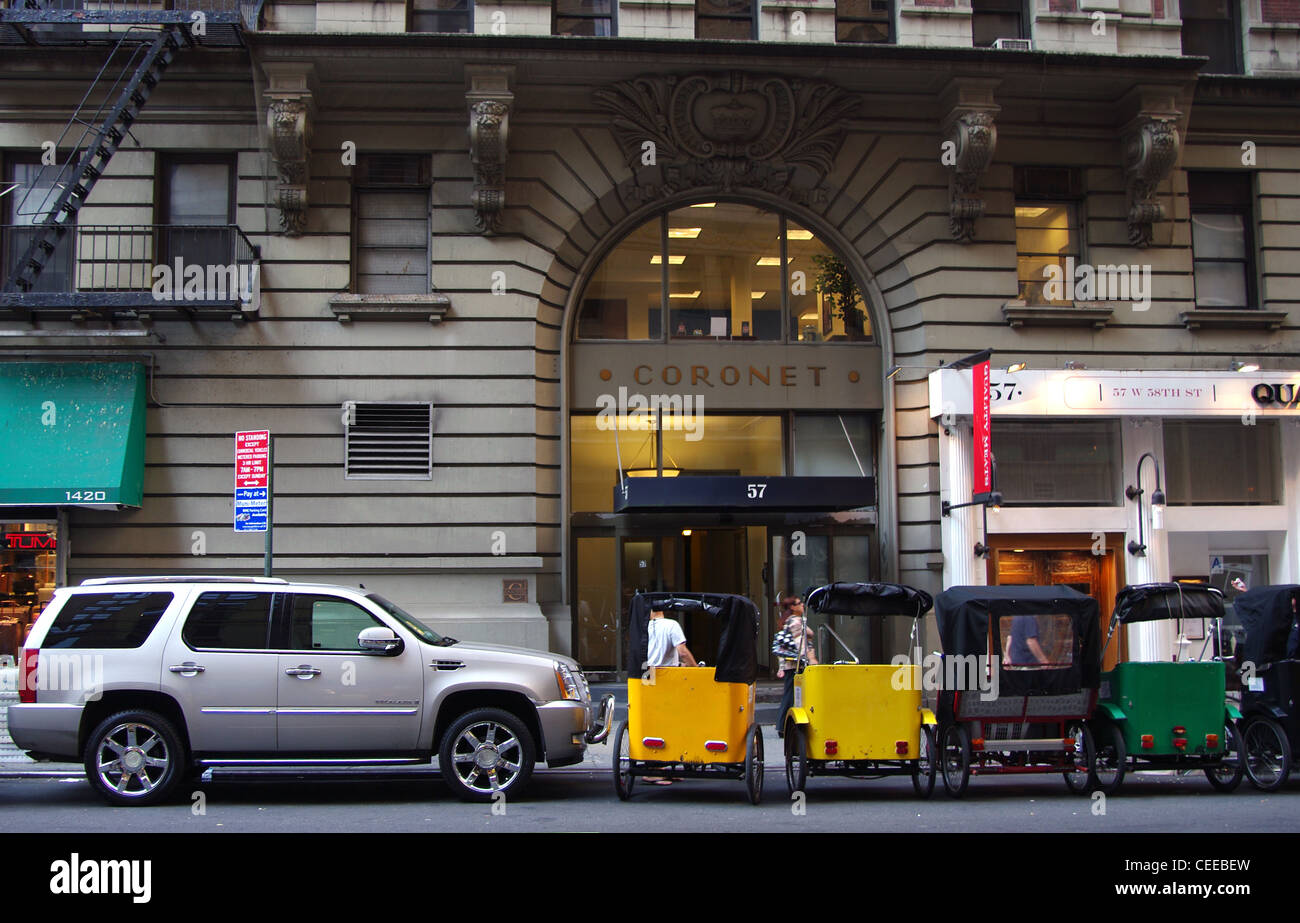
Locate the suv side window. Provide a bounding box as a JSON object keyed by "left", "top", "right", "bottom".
{"left": 43, "top": 592, "right": 174, "bottom": 649}
{"left": 287, "top": 594, "right": 384, "bottom": 652}
{"left": 183, "top": 591, "right": 279, "bottom": 650}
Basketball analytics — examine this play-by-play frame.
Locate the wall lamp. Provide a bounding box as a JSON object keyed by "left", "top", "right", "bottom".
{"left": 888, "top": 351, "right": 1027, "bottom": 380}
{"left": 1231, "top": 360, "right": 1260, "bottom": 373}
{"left": 1126, "top": 451, "right": 1166, "bottom": 556}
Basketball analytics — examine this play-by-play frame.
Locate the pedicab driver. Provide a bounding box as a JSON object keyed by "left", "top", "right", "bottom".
{"left": 647, "top": 607, "right": 700, "bottom": 668}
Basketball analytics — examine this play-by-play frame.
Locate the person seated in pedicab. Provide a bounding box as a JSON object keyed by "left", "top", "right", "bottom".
{"left": 642, "top": 608, "right": 700, "bottom": 786}
{"left": 1005, "top": 615, "right": 1050, "bottom": 667}
{"left": 646, "top": 607, "right": 700, "bottom": 668}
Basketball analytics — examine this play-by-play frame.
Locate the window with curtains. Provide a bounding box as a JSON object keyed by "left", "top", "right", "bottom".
{"left": 410, "top": 0, "right": 472, "bottom": 32}
{"left": 1163, "top": 420, "right": 1280, "bottom": 505}
{"left": 1180, "top": 0, "right": 1242, "bottom": 74}
{"left": 696, "top": 0, "right": 756, "bottom": 39}
{"left": 1189, "top": 171, "right": 1256, "bottom": 309}
{"left": 835, "top": 0, "right": 891, "bottom": 43}
{"left": 353, "top": 154, "right": 430, "bottom": 295}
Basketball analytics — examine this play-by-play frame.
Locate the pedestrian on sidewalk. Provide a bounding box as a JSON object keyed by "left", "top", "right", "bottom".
{"left": 774, "top": 592, "right": 817, "bottom": 737}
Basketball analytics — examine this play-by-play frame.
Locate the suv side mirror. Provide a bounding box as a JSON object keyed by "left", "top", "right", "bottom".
{"left": 358, "top": 626, "right": 404, "bottom": 655}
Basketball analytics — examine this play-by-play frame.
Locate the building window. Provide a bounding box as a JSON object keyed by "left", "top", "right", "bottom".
{"left": 1188, "top": 172, "right": 1255, "bottom": 309}
{"left": 972, "top": 0, "right": 1026, "bottom": 47}
{"left": 353, "top": 153, "right": 430, "bottom": 295}
{"left": 1164, "top": 420, "right": 1280, "bottom": 505}
{"left": 410, "top": 0, "right": 472, "bottom": 32}
{"left": 344, "top": 401, "right": 434, "bottom": 480}
{"left": 696, "top": 0, "right": 756, "bottom": 40}
{"left": 160, "top": 156, "right": 236, "bottom": 271}
{"left": 554, "top": 0, "right": 614, "bottom": 35}
{"left": 576, "top": 203, "right": 871, "bottom": 343}
{"left": 836, "top": 0, "right": 891, "bottom": 43}
{"left": 1014, "top": 166, "right": 1082, "bottom": 305}
{"left": 992, "top": 419, "right": 1121, "bottom": 506}
{"left": 3, "top": 156, "right": 75, "bottom": 293}
{"left": 792, "top": 414, "right": 874, "bottom": 477}
{"left": 1180, "top": 0, "right": 1241, "bottom": 74}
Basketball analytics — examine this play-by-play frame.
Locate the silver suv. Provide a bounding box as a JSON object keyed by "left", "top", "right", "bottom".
{"left": 8, "top": 577, "right": 613, "bottom": 806}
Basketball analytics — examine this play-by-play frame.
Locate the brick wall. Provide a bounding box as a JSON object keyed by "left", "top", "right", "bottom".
{"left": 1263, "top": 0, "right": 1300, "bottom": 23}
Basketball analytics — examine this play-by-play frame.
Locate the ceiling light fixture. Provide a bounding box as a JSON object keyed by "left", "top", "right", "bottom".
{"left": 650, "top": 254, "right": 686, "bottom": 265}
{"left": 756, "top": 257, "right": 782, "bottom": 266}
{"left": 668, "top": 227, "right": 701, "bottom": 239}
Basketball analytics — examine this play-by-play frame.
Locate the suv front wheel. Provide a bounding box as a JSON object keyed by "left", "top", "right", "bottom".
{"left": 438, "top": 708, "right": 536, "bottom": 802}
{"left": 83, "top": 710, "right": 186, "bottom": 807}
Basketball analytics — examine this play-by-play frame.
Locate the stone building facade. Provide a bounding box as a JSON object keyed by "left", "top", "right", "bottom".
{"left": 1, "top": 0, "right": 1297, "bottom": 671}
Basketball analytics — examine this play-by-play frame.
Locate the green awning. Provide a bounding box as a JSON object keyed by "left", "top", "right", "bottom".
{"left": 0, "top": 362, "right": 147, "bottom": 508}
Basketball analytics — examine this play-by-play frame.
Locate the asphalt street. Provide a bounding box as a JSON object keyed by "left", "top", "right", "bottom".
{"left": 4, "top": 757, "right": 1298, "bottom": 833}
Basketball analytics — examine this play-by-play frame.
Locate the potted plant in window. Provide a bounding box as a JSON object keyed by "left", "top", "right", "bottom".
{"left": 812, "top": 254, "right": 868, "bottom": 339}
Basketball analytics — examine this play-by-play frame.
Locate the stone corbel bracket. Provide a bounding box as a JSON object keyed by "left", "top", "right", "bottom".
{"left": 263, "top": 62, "right": 317, "bottom": 237}
{"left": 941, "top": 78, "right": 1000, "bottom": 243}
{"left": 1119, "top": 86, "right": 1184, "bottom": 248}
{"left": 466, "top": 66, "right": 515, "bottom": 236}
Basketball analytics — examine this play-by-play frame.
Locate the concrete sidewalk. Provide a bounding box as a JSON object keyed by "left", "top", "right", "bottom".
{"left": 0, "top": 675, "right": 787, "bottom": 778}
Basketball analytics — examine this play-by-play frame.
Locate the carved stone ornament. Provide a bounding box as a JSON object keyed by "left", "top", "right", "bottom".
{"left": 945, "top": 109, "right": 998, "bottom": 243}
{"left": 1122, "top": 113, "right": 1180, "bottom": 248}
{"left": 469, "top": 98, "right": 510, "bottom": 235}
{"left": 266, "top": 96, "right": 312, "bottom": 237}
{"left": 592, "top": 71, "right": 859, "bottom": 204}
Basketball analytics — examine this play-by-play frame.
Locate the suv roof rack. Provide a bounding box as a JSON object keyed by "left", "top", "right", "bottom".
{"left": 80, "top": 576, "right": 290, "bottom": 586}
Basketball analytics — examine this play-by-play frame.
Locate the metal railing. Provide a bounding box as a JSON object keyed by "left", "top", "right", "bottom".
{"left": 0, "top": 0, "right": 257, "bottom": 43}
{"left": 2, "top": 223, "right": 260, "bottom": 305}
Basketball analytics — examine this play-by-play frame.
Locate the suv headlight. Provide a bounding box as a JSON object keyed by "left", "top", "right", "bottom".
{"left": 554, "top": 661, "right": 583, "bottom": 701}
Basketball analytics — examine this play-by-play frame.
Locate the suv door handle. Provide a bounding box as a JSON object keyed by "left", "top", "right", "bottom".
{"left": 168, "top": 662, "right": 206, "bottom": 675}
{"left": 284, "top": 666, "right": 322, "bottom": 678}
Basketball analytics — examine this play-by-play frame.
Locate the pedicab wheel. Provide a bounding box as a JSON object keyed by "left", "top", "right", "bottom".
{"left": 1063, "top": 722, "right": 1096, "bottom": 794}
{"left": 1204, "top": 722, "right": 1244, "bottom": 793}
{"left": 784, "top": 721, "right": 808, "bottom": 797}
{"left": 1242, "top": 716, "right": 1292, "bottom": 792}
{"left": 612, "top": 720, "right": 635, "bottom": 801}
{"left": 1092, "top": 722, "right": 1127, "bottom": 795}
{"left": 940, "top": 724, "right": 971, "bottom": 798}
{"left": 744, "top": 723, "right": 764, "bottom": 805}
{"left": 912, "top": 724, "right": 937, "bottom": 799}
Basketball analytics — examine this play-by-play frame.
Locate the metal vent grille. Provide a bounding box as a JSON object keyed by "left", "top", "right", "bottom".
{"left": 358, "top": 154, "right": 429, "bottom": 187}
{"left": 344, "top": 401, "right": 433, "bottom": 480}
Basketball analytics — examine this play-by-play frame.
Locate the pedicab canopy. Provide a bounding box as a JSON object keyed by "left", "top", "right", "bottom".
{"left": 804, "top": 582, "right": 933, "bottom": 618}
{"left": 1233, "top": 585, "right": 1300, "bottom": 667}
{"left": 628, "top": 592, "right": 759, "bottom": 684}
{"left": 1112, "top": 583, "right": 1225, "bottom": 624}
{"left": 935, "top": 585, "right": 1101, "bottom": 696}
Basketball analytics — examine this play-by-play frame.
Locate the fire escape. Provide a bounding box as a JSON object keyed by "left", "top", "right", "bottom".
{"left": 0, "top": 0, "right": 262, "bottom": 324}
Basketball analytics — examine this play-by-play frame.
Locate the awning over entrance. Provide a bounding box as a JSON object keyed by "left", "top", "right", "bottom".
{"left": 613, "top": 475, "right": 875, "bottom": 512}
{"left": 0, "top": 362, "right": 147, "bottom": 508}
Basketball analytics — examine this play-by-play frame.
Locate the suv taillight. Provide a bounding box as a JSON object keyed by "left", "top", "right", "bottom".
{"left": 18, "top": 649, "right": 37, "bottom": 704}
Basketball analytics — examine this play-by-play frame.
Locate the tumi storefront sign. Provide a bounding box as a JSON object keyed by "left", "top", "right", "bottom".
{"left": 4, "top": 532, "right": 55, "bottom": 550}
{"left": 930, "top": 369, "right": 1300, "bottom": 419}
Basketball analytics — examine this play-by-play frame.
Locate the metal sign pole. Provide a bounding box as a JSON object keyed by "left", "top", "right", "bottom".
{"left": 264, "top": 436, "right": 274, "bottom": 577}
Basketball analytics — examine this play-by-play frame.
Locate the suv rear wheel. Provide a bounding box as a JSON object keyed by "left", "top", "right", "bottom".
{"left": 83, "top": 710, "right": 186, "bottom": 807}
{"left": 438, "top": 707, "right": 536, "bottom": 803}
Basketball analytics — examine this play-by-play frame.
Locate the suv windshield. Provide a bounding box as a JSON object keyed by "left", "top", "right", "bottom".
{"left": 367, "top": 593, "right": 448, "bottom": 646}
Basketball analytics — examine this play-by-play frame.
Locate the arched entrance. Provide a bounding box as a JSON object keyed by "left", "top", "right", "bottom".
{"left": 563, "top": 198, "right": 888, "bottom": 674}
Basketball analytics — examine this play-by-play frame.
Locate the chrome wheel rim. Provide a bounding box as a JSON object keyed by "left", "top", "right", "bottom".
{"left": 452, "top": 720, "right": 522, "bottom": 793}
{"left": 95, "top": 722, "right": 171, "bottom": 798}
{"left": 1245, "top": 722, "right": 1284, "bottom": 786}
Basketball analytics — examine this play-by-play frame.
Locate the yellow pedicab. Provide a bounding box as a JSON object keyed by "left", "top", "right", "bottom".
{"left": 783, "top": 582, "right": 938, "bottom": 798}
{"left": 612, "top": 592, "right": 763, "bottom": 804}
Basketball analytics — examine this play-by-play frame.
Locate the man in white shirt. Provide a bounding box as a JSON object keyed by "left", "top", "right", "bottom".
{"left": 645, "top": 608, "right": 700, "bottom": 668}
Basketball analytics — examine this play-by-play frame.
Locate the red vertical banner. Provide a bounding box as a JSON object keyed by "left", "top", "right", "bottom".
{"left": 973, "top": 359, "right": 991, "bottom": 497}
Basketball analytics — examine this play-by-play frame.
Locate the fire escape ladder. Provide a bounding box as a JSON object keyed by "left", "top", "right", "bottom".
{"left": 3, "top": 24, "right": 183, "bottom": 297}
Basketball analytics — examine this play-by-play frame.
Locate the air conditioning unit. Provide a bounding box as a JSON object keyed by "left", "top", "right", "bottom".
{"left": 992, "top": 37, "right": 1033, "bottom": 51}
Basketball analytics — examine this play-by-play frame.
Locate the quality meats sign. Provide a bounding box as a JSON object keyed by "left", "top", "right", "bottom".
{"left": 1251, "top": 383, "right": 1300, "bottom": 409}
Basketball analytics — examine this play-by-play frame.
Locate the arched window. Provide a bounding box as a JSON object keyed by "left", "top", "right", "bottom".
{"left": 575, "top": 202, "right": 871, "bottom": 343}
